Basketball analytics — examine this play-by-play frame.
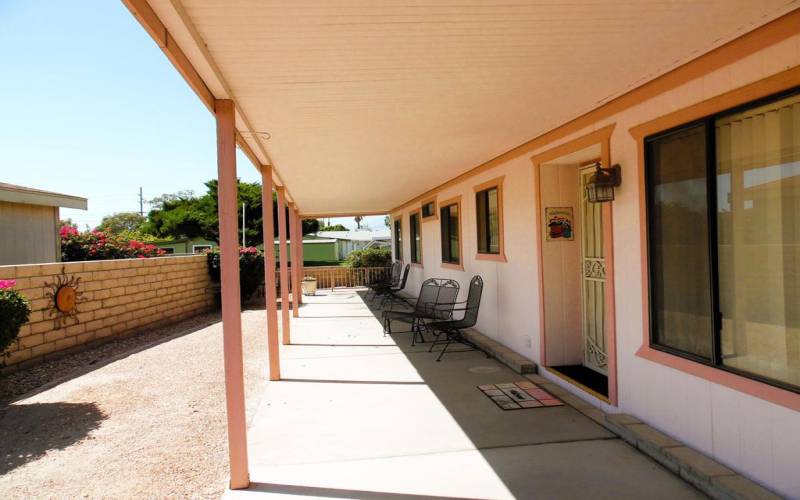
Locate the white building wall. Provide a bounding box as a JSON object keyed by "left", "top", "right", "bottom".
{"left": 391, "top": 33, "right": 800, "bottom": 497}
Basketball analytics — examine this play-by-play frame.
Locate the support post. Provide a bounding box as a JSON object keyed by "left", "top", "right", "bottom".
{"left": 289, "top": 206, "right": 300, "bottom": 317}
{"left": 215, "top": 99, "right": 249, "bottom": 489}
{"left": 260, "top": 167, "right": 280, "bottom": 380}
{"left": 276, "top": 187, "right": 291, "bottom": 344}
{"left": 297, "top": 213, "right": 305, "bottom": 304}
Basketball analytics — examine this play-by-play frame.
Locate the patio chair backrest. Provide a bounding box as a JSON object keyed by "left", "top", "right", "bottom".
{"left": 396, "top": 264, "right": 410, "bottom": 291}
{"left": 415, "top": 278, "right": 442, "bottom": 314}
{"left": 431, "top": 279, "right": 460, "bottom": 320}
{"left": 414, "top": 278, "right": 460, "bottom": 319}
{"left": 460, "top": 275, "right": 484, "bottom": 328}
{"left": 390, "top": 260, "right": 401, "bottom": 283}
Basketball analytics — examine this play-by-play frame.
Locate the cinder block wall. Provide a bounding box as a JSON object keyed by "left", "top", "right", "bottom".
{"left": 0, "top": 255, "right": 214, "bottom": 371}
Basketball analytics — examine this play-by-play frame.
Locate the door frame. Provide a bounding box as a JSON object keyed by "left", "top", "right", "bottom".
{"left": 531, "top": 124, "right": 618, "bottom": 405}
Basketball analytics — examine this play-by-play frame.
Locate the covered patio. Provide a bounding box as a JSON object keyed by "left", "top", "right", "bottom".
{"left": 117, "top": 0, "right": 800, "bottom": 496}
{"left": 231, "top": 288, "right": 700, "bottom": 499}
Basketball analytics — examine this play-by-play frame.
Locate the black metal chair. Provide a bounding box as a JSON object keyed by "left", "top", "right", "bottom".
{"left": 427, "top": 275, "right": 487, "bottom": 361}
{"left": 366, "top": 260, "right": 400, "bottom": 302}
{"left": 377, "top": 264, "right": 410, "bottom": 309}
{"left": 382, "top": 278, "right": 459, "bottom": 345}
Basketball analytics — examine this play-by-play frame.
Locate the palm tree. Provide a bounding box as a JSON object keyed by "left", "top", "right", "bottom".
{"left": 354, "top": 215, "right": 363, "bottom": 229}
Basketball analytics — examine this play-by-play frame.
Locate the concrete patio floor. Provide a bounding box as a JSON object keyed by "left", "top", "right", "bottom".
{"left": 229, "top": 288, "right": 703, "bottom": 499}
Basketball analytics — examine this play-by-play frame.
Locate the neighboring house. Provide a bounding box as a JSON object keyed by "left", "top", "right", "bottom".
{"left": 0, "top": 182, "right": 87, "bottom": 265}
{"left": 154, "top": 237, "right": 216, "bottom": 255}
{"left": 274, "top": 238, "right": 338, "bottom": 263}
{"left": 314, "top": 230, "right": 391, "bottom": 257}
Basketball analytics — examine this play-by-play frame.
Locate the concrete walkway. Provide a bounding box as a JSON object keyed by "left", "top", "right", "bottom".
{"left": 230, "top": 289, "right": 703, "bottom": 499}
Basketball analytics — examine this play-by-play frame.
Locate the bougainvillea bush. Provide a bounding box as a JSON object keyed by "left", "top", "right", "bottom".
{"left": 0, "top": 280, "right": 31, "bottom": 358}
{"left": 60, "top": 226, "right": 165, "bottom": 261}
{"left": 207, "top": 247, "right": 265, "bottom": 301}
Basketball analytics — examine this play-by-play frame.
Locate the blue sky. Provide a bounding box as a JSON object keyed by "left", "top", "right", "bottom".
{"left": 0, "top": 2, "right": 385, "bottom": 232}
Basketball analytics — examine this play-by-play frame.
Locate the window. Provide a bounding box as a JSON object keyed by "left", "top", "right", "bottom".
{"left": 409, "top": 211, "right": 422, "bottom": 264}
{"left": 393, "top": 218, "right": 402, "bottom": 260}
{"left": 421, "top": 199, "right": 437, "bottom": 219}
{"left": 193, "top": 245, "right": 212, "bottom": 254}
{"left": 440, "top": 199, "right": 460, "bottom": 265}
{"left": 475, "top": 178, "right": 504, "bottom": 258}
{"left": 162, "top": 247, "right": 175, "bottom": 254}
{"left": 645, "top": 89, "right": 800, "bottom": 391}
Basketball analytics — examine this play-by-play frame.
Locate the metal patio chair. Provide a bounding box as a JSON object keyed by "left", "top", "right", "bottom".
{"left": 427, "top": 275, "right": 488, "bottom": 361}
{"left": 382, "top": 278, "right": 460, "bottom": 345}
{"left": 366, "top": 260, "right": 401, "bottom": 302}
{"left": 377, "top": 264, "right": 410, "bottom": 309}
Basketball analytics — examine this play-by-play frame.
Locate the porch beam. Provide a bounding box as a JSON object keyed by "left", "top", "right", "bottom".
{"left": 122, "top": 0, "right": 215, "bottom": 113}
{"left": 276, "top": 187, "right": 291, "bottom": 344}
{"left": 260, "top": 166, "right": 280, "bottom": 380}
{"left": 288, "top": 205, "right": 300, "bottom": 317}
{"left": 214, "top": 99, "right": 249, "bottom": 489}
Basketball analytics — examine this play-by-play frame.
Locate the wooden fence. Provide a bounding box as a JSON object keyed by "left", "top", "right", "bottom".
{"left": 275, "top": 266, "right": 391, "bottom": 291}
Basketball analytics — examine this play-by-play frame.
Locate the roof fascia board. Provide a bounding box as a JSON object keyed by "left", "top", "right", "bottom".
{"left": 0, "top": 189, "right": 88, "bottom": 210}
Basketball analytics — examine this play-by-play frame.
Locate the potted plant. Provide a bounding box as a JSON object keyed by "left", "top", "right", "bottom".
{"left": 301, "top": 276, "right": 317, "bottom": 296}
{"left": 0, "top": 280, "right": 31, "bottom": 364}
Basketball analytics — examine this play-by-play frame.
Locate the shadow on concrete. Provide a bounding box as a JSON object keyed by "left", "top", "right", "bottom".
{"left": 280, "top": 378, "right": 426, "bottom": 386}
{"left": 0, "top": 402, "right": 106, "bottom": 475}
{"left": 247, "top": 482, "right": 477, "bottom": 499}
{"left": 349, "top": 289, "right": 702, "bottom": 499}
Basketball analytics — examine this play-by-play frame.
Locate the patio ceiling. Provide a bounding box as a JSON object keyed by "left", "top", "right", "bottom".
{"left": 138, "top": 0, "right": 797, "bottom": 215}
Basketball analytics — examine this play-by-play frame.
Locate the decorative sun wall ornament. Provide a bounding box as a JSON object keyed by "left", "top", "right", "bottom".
{"left": 44, "top": 267, "right": 86, "bottom": 329}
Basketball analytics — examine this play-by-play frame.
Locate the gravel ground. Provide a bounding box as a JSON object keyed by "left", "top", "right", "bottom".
{"left": 0, "top": 309, "right": 270, "bottom": 499}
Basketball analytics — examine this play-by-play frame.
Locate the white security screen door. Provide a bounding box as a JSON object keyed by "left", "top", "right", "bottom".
{"left": 580, "top": 166, "right": 608, "bottom": 375}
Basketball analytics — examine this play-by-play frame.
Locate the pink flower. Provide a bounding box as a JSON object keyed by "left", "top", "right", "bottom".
{"left": 0, "top": 279, "right": 16, "bottom": 289}
{"left": 60, "top": 226, "right": 78, "bottom": 238}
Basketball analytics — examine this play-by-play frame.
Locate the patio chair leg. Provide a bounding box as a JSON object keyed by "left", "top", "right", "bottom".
{"left": 436, "top": 337, "right": 452, "bottom": 362}
{"left": 384, "top": 317, "right": 392, "bottom": 335}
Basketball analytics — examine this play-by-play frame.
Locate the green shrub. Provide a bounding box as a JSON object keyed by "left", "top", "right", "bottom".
{"left": 0, "top": 281, "right": 31, "bottom": 360}
{"left": 207, "top": 247, "right": 265, "bottom": 301}
{"left": 345, "top": 248, "right": 392, "bottom": 268}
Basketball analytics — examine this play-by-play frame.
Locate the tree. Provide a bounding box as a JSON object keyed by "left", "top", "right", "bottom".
{"left": 320, "top": 223, "right": 348, "bottom": 231}
{"left": 302, "top": 218, "right": 320, "bottom": 235}
{"left": 60, "top": 219, "right": 77, "bottom": 230}
{"left": 96, "top": 212, "right": 146, "bottom": 234}
{"left": 144, "top": 181, "right": 320, "bottom": 245}
{"left": 354, "top": 216, "right": 363, "bottom": 229}
{"left": 384, "top": 215, "right": 390, "bottom": 228}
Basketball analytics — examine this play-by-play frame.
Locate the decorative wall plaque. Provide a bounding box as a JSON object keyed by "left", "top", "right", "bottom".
{"left": 545, "top": 207, "right": 574, "bottom": 241}
{"left": 45, "top": 267, "right": 86, "bottom": 329}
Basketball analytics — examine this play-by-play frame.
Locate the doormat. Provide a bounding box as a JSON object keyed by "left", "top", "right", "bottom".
{"left": 478, "top": 381, "right": 564, "bottom": 410}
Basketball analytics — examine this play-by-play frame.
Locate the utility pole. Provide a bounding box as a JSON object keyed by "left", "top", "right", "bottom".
{"left": 139, "top": 187, "right": 144, "bottom": 216}
{"left": 242, "top": 202, "right": 246, "bottom": 247}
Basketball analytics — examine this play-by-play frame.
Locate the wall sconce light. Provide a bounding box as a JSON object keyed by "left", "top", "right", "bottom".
{"left": 585, "top": 163, "right": 622, "bottom": 203}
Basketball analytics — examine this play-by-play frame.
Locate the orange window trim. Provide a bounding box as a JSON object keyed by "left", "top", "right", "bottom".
{"left": 439, "top": 195, "right": 464, "bottom": 270}
{"left": 473, "top": 176, "right": 507, "bottom": 262}
{"left": 631, "top": 66, "right": 800, "bottom": 412}
{"left": 392, "top": 215, "right": 403, "bottom": 261}
{"left": 409, "top": 209, "right": 423, "bottom": 265}
{"left": 420, "top": 196, "right": 438, "bottom": 221}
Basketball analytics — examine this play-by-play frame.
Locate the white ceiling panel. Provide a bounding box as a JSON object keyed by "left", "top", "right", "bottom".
{"left": 148, "top": 0, "right": 799, "bottom": 214}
